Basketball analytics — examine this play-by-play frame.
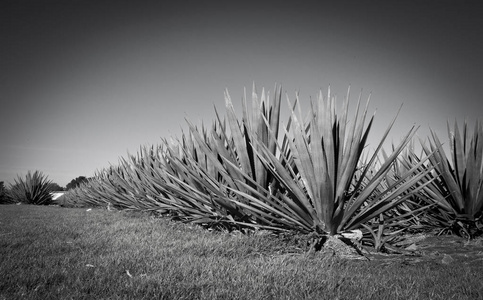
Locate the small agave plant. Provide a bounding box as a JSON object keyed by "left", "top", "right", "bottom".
{"left": 8, "top": 170, "right": 54, "bottom": 205}
{"left": 0, "top": 181, "right": 14, "bottom": 204}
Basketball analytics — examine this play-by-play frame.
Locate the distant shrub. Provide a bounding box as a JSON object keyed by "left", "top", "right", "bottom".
{"left": 66, "top": 176, "right": 89, "bottom": 190}
{"left": 8, "top": 171, "right": 54, "bottom": 205}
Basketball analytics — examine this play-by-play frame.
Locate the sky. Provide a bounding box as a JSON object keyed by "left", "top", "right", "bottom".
{"left": 1, "top": 0, "right": 482, "bottom": 187}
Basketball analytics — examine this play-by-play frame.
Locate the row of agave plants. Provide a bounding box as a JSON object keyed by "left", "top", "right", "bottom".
{"left": 62, "top": 84, "right": 483, "bottom": 250}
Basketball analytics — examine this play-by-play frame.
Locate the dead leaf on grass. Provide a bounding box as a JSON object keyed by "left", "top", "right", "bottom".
{"left": 441, "top": 254, "right": 454, "bottom": 265}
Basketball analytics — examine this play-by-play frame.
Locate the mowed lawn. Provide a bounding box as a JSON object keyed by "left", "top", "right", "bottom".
{"left": 0, "top": 205, "right": 482, "bottom": 300}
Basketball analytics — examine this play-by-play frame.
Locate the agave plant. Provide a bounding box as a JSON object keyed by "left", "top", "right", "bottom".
{"left": 226, "top": 87, "right": 435, "bottom": 237}
{"left": 8, "top": 170, "right": 54, "bottom": 205}
{"left": 417, "top": 120, "right": 483, "bottom": 238}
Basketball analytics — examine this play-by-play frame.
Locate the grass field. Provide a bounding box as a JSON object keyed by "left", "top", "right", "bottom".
{"left": 1, "top": 205, "right": 482, "bottom": 299}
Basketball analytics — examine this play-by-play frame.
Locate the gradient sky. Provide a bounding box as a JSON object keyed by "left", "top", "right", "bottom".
{"left": 1, "top": 0, "right": 482, "bottom": 187}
